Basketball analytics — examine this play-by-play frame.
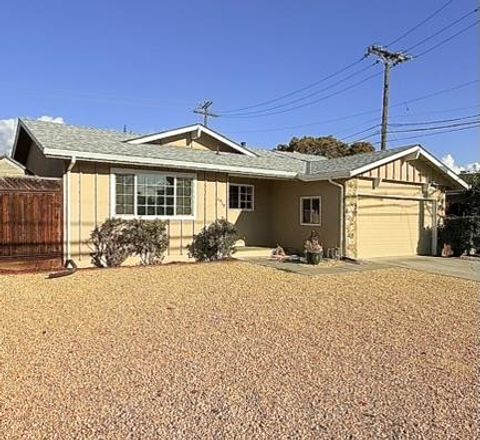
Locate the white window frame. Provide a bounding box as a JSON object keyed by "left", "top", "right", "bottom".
{"left": 110, "top": 168, "right": 196, "bottom": 220}
{"left": 228, "top": 183, "right": 255, "bottom": 211}
{"left": 299, "top": 196, "right": 322, "bottom": 226}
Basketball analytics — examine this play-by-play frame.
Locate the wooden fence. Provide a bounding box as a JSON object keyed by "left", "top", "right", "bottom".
{"left": 0, "top": 177, "right": 63, "bottom": 271}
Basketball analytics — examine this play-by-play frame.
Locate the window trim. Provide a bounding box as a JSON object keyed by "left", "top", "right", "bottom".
{"left": 228, "top": 183, "right": 255, "bottom": 211}
{"left": 299, "top": 196, "right": 322, "bottom": 226}
{"left": 110, "top": 168, "right": 197, "bottom": 220}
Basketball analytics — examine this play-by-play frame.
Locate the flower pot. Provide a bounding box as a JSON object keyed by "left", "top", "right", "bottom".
{"left": 308, "top": 252, "right": 321, "bottom": 265}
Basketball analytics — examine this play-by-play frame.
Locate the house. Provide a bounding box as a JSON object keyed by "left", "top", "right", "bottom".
{"left": 10, "top": 119, "right": 468, "bottom": 267}
{"left": 0, "top": 155, "right": 26, "bottom": 177}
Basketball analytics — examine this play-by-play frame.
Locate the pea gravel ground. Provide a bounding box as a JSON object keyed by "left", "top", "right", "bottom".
{"left": 1, "top": 262, "right": 479, "bottom": 439}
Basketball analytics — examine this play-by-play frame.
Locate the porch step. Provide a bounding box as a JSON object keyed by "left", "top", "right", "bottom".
{"left": 235, "top": 246, "right": 274, "bottom": 259}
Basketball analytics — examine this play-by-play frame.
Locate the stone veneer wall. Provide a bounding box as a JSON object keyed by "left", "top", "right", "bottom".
{"left": 344, "top": 178, "right": 359, "bottom": 259}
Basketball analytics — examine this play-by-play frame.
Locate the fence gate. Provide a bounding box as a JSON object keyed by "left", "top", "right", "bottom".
{"left": 0, "top": 177, "right": 63, "bottom": 272}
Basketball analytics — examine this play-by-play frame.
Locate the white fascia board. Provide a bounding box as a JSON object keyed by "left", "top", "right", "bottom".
{"left": 126, "top": 124, "right": 256, "bottom": 157}
{"left": 349, "top": 145, "right": 469, "bottom": 189}
{"left": 42, "top": 148, "right": 297, "bottom": 179}
{"left": 350, "top": 146, "right": 421, "bottom": 176}
{"left": 416, "top": 148, "right": 470, "bottom": 189}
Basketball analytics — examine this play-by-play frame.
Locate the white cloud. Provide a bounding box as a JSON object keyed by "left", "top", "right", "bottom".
{"left": 37, "top": 115, "right": 65, "bottom": 124}
{"left": 0, "top": 118, "right": 17, "bottom": 155}
{"left": 0, "top": 116, "right": 64, "bottom": 155}
{"left": 442, "top": 153, "right": 480, "bottom": 174}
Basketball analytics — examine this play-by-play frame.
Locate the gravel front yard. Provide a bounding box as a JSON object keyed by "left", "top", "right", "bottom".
{"left": 1, "top": 262, "right": 478, "bottom": 439}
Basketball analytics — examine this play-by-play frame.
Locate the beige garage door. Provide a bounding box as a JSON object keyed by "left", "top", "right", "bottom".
{"left": 357, "top": 197, "right": 432, "bottom": 258}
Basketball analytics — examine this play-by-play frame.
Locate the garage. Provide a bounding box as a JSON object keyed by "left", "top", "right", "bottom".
{"left": 357, "top": 195, "right": 434, "bottom": 259}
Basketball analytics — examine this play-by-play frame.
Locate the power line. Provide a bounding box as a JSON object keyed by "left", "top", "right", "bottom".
{"left": 389, "top": 113, "right": 480, "bottom": 127}
{"left": 217, "top": 58, "right": 366, "bottom": 114}
{"left": 389, "top": 120, "right": 480, "bottom": 133}
{"left": 405, "top": 8, "right": 479, "bottom": 53}
{"left": 373, "top": 123, "right": 480, "bottom": 145}
{"left": 386, "top": 0, "right": 454, "bottom": 47}
{"left": 340, "top": 124, "right": 380, "bottom": 141}
{"left": 415, "top": 19, "right": 480, "bottom": 58}
{"left": 220, "top": 70, "right": 382, "bottom": 119}
{"left": 218, "top": 62, "right": 378, "bottom": 117}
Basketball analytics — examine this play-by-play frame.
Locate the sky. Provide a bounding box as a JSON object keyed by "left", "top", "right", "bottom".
{"left": 0, "top": 0, "right": 478, "bottom": 170}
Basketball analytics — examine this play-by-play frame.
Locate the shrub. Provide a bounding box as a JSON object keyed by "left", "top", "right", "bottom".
{"left": 89, "top": 218, "right": 133, "bottom": 267}
{"left": 127, "top": 219, "right": 169, "bottom": 265}
{"left": 438, "top": 216, "right": 472, "bottom": 257}
{"left": 187, "top": 219, "right": 238, "bottom": 262}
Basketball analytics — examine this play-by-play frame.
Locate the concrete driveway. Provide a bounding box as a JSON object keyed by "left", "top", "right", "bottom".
{"left": 369, "top": 256, "right": 480, "bottom": 281}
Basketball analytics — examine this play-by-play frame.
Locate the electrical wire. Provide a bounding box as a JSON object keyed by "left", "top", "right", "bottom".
{"left": 386, "top": 0, "right": 454, "bottom": 47}
{"left": 220, "top": 70, "right": 382, "bottom": 119}
{"left": 389, "top": 120, "right": 480, "bottom": 133}
{"left": 390, "top": 113, "right": 480, "bottom": 127}
{"left": 224, "top": 79, "right": 479, "bottom": 134}
{"left": 405, "top": 8, "right": 479, "bottom": 52}
{"left": 217, "top": 57, "right": 366, "bottom": 114}
{"left": 415, "top": 19, "right": 480, "bottom": 57}
{"left": 373, "top": 123, "right": 480, "bottom": 145}
{"left": 218, "top": 62, "right": 378, "bottom": 116}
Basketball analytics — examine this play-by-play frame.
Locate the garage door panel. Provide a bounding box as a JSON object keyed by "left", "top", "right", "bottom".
{"left": 357, "top": 197, "right": 432, "bottom": 258}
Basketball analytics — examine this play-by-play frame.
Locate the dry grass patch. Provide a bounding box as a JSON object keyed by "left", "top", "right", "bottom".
{"left": 1, "top": 262, "right": 478, "bottom": 439}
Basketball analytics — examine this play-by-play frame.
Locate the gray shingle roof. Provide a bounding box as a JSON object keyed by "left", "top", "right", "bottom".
{"left": 19, "top": 119, "right": 416, "bottom": 179}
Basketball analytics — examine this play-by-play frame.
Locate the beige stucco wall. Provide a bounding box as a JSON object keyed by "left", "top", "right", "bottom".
{"left": 0, "top": 158, "right": 24, "bottom": 176}
{"left": 67, "top": 162, "right": 274, "bottom": 266}
{"left": 270, "top": 180, "right": 342, "bottom": 253}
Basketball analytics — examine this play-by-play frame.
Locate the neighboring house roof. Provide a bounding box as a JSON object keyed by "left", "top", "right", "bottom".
{"left": 14, "top": 119, "right": 468, "bottom": 189}
{"left": 0, "top": 155, "right": 26, "bottom": 176}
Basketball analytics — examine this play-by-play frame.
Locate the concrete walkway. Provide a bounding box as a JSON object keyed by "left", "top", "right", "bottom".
{"left": 368, "top": 256, "right": 480, "bottom": 281}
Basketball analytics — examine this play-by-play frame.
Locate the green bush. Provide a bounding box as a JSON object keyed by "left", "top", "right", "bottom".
{"left": 187, "top": 219, "right": 238, "bottom": 262}
{"left": 89, "top": 218, "right": 169, "bottom": 267}
{"left": 90, "top": 218, "right": 133, "bottom": 267}
{"left": 127, "top": 219, "right": 169, "bottom": 265}
{"left": 439, "top": 216, "right": 472, "bottom": 257}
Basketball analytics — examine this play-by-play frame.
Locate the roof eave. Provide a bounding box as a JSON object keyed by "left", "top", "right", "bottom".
{"left": 42, "top": 148, "right": 297, "bottom": 179}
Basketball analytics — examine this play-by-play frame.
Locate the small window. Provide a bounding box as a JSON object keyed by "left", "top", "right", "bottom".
{"left": 300, "top": 197, "right": 321, "bottom": 225}
{"left": 229, "top": 184, "right": 254, "bottom": 210}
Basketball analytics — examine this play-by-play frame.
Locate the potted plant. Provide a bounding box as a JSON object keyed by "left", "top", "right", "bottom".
{"left": 304, "top": 230, "right": 323, "bottom": 265}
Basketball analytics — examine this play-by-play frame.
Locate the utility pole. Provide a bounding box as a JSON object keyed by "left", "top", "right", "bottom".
{"left": 193, "top": 100, "right": 218, "bottom": 126}
{"left": 366, "top": 45, "right": 412, "bottom": 150}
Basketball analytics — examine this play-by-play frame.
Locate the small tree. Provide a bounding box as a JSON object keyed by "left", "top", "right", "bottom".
{"left": 89, "top": 218, "right": 133, "bottom": 267}
{"left": 127, "top": 219, "right": 169, "bottom": 265}
{"left": 187, "top": 219, "right": 238, "bottom": 261}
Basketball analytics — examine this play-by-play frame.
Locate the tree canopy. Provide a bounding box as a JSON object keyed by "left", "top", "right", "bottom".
{"left": 276, "top": 136, "right": 375, "bottom": 158}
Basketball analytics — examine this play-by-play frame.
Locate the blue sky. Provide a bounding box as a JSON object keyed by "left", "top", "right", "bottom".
{"left": 0, "top": 0, "right": 478, "bottom": 168}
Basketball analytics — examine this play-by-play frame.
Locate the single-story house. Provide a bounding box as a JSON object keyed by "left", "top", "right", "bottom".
{"left": 10, "top": 119, "right": 468, "bottom": 266}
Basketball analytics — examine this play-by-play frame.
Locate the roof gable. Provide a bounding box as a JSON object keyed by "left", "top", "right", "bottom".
{"left": 125, "top": 124, "right": 257, "bottom": 157}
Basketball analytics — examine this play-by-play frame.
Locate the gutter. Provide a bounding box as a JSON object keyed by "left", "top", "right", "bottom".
{"left": 328, "top": 179, "right": 345, "bottom": 258}
{"left": 64, "top": 156, "right": 76, "bottom": 262}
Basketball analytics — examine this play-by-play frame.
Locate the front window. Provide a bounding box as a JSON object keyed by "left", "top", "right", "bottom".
{"left": 229, "top": 184, "right": 254, "bottom": 210}
{"left": 300, "top": 197, "right": 321, "bottom": 225}
{"left": 114, "top": 171, "right": 194, "bottom": 218}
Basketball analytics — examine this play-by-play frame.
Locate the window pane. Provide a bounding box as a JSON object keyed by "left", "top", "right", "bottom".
{"left": 229, "top": 185, "right": 239, "bottom": 209}
{"left": 115, "top": 174, "right": 135, "bottom": 215}
{"left": 302, "top": 198, "right": 320, "bottom": 224}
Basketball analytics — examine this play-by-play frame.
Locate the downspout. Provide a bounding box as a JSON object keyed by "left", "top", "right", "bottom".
{"left": 64, "top": 156, "right": 76, "bottom": 261}
{"left": 328, "top": 179, "right": 344, "bottom": 258}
